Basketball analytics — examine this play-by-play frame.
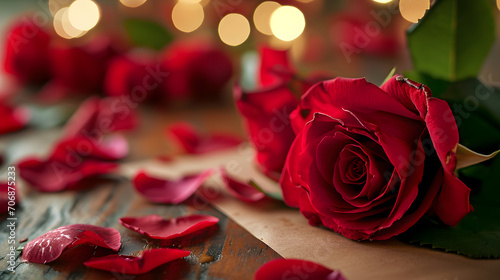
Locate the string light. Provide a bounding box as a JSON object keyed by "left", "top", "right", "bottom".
{"left": 218, "top": 13, "right": 250, "bottom": 47}
{"left": 119, "top": 0, "right": 148, "bottom": 8}
{"left": 399, "top": 0, "right": 430, "bottom": 23}
{"left": 253, "top": 1, "right": 281, "bottom": 36}
{"left": 53, "top": 7, "right": 86, "bottom": 39}
{"left": 172, "top": 2, "right": 204, "bottom": 33}
{"left": 67, "top": 0, "right": 100, "bottom": 31}
{"left": 270, "top": 6, "right": 305, "bottom": 42}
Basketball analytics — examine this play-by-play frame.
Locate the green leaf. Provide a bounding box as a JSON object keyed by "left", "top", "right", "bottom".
{"left": 124, "top": 18, "right": 173, "bottom": 50}
{"left": 380, "top": 67, "right": 396, "bottom": 86}
{"left": 407, "top": 0, "right": 495, "bottom": 81}
{"left": 456, "top": 144, "right": 499, "bottom": 170}
{"left": 248, "top": 180, "right": 284, "bottom": 201}
{"left": 399, "top": 156, "right": 500, "bottom": 258}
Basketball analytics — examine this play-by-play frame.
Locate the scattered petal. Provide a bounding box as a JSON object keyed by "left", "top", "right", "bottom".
{"left": 22, "top": 224, "right": 121, "bottom": 264}
{"left": 254, "top": 259, "right": 346, "bottom": 280}
{"left": 50, "top": 135, "right": 129, "bottom": 162}
{"left": 119, "top": 214, "right": 219, "bottom": 240}
{"left": 167, "top": 122, "right": 241, "bottom": 154}
{"left": 133, "top": 169, "right": 213, "bottom": 204}
{"left": 0, "top": 104, "right": 29, "bottom": 135}
{"left": 18, "top": 158, "right": 118, "bottom": 192}
{"left": 220, "top": 169, "right": 266, "bottom": 202}
{"left": 84, "top": 248, "right": 190, "bottom": 275}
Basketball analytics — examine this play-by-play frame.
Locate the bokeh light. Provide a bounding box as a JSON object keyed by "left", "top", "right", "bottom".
{"left": 218, "top": 13, "right": 250, "bottom": 47}
{"left": 67, "top": 0, "right": 100, "bottom": 31}
{"left": 48, "top": 0, "right": 72, "bottom": 16}
{"left": 172, "top": 2, "right": 204, "bottom": 33}
{"left": 53, "top": 7, "right": 86, "bottom": 39}
{"left": 270, "top": 6, "right": 305, "bottom": 42}
{"left": 399, "top": 0, "right": 430, "bottom": 23}
{"left": 253, "top": 1, "right": 281, "bottom": 36}
{"left": 119, "top": 0, "right": 148, "bottom": 8}
{"left": 372, "top": 0, "right": 394, "bottom": 3}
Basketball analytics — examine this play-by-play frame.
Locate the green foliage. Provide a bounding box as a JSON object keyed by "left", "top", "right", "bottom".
{"left": 124, "top": 18, "right": 173, "bottom": 50}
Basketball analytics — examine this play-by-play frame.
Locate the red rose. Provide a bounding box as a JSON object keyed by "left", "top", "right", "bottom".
{"left": 280, "top": 75, "right": 472, "bottom": 240}
{"left": 2, "top": 19, "right": 51, "bottom": 85}
{"left": 104, "top": 53, "right": 165, "bottom": 102}
{"left": 160, "top": 40, "right": 233, "bottom": 100}
{"left": 51, "top": 37, "right": 120, "bottom": 93}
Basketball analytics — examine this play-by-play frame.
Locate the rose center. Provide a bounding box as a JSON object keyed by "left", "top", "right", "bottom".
{"left": 346, "top": 158, "right": 367, "bottom": 183}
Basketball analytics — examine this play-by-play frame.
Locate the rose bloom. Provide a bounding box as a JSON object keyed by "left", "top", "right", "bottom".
{"left": 280, "top": 75, "right": 472, "bottom": 240}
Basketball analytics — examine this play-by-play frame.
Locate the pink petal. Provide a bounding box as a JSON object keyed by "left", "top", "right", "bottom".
{"left": 167, "top": 122, "right": 241, "bottom": 154}
{"left": 133, "top": 169, "right": 213, "bottom": 204}
{"left": 1, "top": 182, "right": 18, "bottom": 214}
{"left": 22, "top": 224, "right": 121, "bottom": 264}
{"left": 84, "top": 248, "right": 190, "bottom": 275}
{"left": 18, "top": 158, "right": 118, "bottom": 192}
{"left": 119, "top": 214, "right": 219, "bottom": 240}
{"left": 220, "top": 169, "right": 266, "bottom": 202}
{"left": 254, "top": 259, "right": 346, "bottom": 280}
{"left": 64, "top": 97, "right": 137, "bottom": 139}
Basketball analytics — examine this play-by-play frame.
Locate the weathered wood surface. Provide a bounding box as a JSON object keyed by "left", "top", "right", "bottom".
{"left": 0, "top": 105, "right": 282, "bottom": 279}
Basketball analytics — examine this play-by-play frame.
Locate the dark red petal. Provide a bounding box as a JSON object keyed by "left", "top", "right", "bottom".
{"left": 50, "top": 135, "right": 129, "bottom": 162}
{"left": 254, "top": 259, "right": 346, "bottom": 280}
{"left": 119, "top": 214, "right": 219, "bottom": 240}
{"left": 22, "top": 224, "right": 121, "bottom": 264}
{"left": 433, "top": 172, "right": 472, "bottom": 226}
{"left": 64, "top": 97, "right": 137, "bottom": 139}
{"left": 259, "top": 47, "right": 294, "bottom": 87}
{"left": 167, "top": 122, "right": 241, "bottom": 154}
{"left": 84, "top": 248, "right": 190, "bottom": 275}
{"left": 220, "top": 169, "right": 266, "bottom": 202}
{"left": 0, "top": 104, "right": 29, "bottom": 135}
{"left": 18, "top": 158, "right": 118, "bottom": 192}
{"left": 1, "top": 182, "right": 18, "bottom": 214}
{"left": 133, "top": 170, "right": 213, "bottom": 204}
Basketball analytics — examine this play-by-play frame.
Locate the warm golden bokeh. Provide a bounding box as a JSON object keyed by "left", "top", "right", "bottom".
{"left": 270, "top": 6, "right": 305, "bottom": 42}
{"left": 67, "top": 0, "right": 100, "bottom": 31}
{"left": 172, "top": 2, "right": 204, "bottom": 33}
{"left": 253, "top": 1, "right": 281, "bottom": 36}
{"left": 53, "top": 7, "right": 86, "bottom": 39}
{"left": 218, "top": 13, "right": 251, "bottom": 47}
{"left": 119, "top": 0, "right": 148, "bottom": 8}
{"left": 399, "top": 0, "right": 430, "bottom": 23}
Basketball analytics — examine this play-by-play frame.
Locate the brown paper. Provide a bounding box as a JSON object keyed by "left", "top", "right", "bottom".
{"left": 122, "top": 144, "right": 500, "bottom": 280}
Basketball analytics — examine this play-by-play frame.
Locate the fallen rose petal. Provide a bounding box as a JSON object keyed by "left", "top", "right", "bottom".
{"left": 64, "top": 97, "right": 137, "bottom": 139}
{"left": 18, "top": 158, "right": 118, "bottom": 192}
{"left": 167, "top": 122, "right": 241, "bottom": 154}
{"left": 133, "top": 169, "right": 213, "bottom": 204}
{"left": 254, "top": 259, "right": 346, "bottom": 280}
{"left": 220, "top": 169, "right": 266, "bottom": 202}
{"left": 50, "top": 135, "right": 129, "bottom": 163}
{"left": 1, "top": 182, "right": 18, "bottom": 214}
{"left": 0, "top": 104, "right": 29, "bottom": 135}
{"left": 84, "top": 248, "right": 190, "bottom": 275}
{"left": 22, "top": 224, "right": 121, "bottom": 264}
{"left": 119, "top": 214, "right": 219, "bottom": 240}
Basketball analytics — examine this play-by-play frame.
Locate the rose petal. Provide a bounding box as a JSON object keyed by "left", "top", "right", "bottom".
{"left": 119, "top": 214, "right": 219, "bottom": 240}
{"left": 0, "top": 104, "right": 29, "bottom": 135}
{"left": 220, "top": 169, "right": 266, "bottom": 202}
{"left": 133, "top": 169, "right": 213, "bottom": 204}
{"left": 84, "top": 248, "right": 190, "bottom": 275}
{"left": 167, "top": 122, "right": 242, "bottom": 154}
{"left": 64, "top": 97, "right": 137, "bottom": 139}
{"left": 50, "top": 135, "right": 129, "bottom": 162}
{"left": 22, "top": 224, "right": 121, "bottom": 264}
{"left": 259, "top": 47, "right": 294, "bottom": 87}
{"left": 18, "top": 158, "right": 118, "bottom": 192}
{"left": 254, "top": 259, "right": 346, "bottom": 280}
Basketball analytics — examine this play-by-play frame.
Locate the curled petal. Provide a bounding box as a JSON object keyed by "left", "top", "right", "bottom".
{"left": 220, "top": 169, "right": 266, "bottom": 202}
{"left": 18, "top": 158, "right": 118, "bottom": 192}
{"left": 84, "top": 248, "right": 190, "bottom": 275}
{"left": 133, "top": 170, "right": 213, "bottom": 204}
{"left": 254, "top": 259, "right": 346, "bottom": 280}
{"left": 119, "top": 214, "right": 219, "bottom": 240}
{"left": 167, "top": 122, "right": 242, "bottom": 154}
{"left": 22, "top": 224, "right": 121, "bottom": 264}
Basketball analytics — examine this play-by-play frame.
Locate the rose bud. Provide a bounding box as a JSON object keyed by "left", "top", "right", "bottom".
{"left": 281, "top": 75, "right": 472, "bottom": 240}
{"left": 160, "top": 40, "right": 233, "bottom": 100}
{"left": 2, "top": 18, "right": 51, "bottom": 85}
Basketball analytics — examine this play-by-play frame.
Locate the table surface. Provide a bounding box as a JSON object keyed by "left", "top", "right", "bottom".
{"left": 0, "top": 103, "right": 283, "bottom": 280}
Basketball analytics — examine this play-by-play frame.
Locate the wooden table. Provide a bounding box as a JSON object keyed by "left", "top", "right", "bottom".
{"left": 0, "top": 103, "right": 282, "bottom": 279}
